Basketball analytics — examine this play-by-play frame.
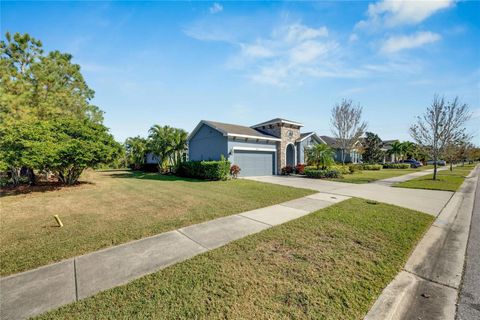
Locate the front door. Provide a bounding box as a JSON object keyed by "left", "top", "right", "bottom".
{"left": 286, "top": 144, "right": 294, "bottom": 166}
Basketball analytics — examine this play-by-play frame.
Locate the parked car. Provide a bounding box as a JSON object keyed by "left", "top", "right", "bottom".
{"left": 400, "top": 159, "right": 423, "bottom": 168}
{"left": 426, "top": 160, "right": 446, "bottom": 166}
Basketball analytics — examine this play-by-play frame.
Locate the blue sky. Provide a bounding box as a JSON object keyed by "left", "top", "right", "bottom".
{"left": 2, "top": 0, "right": 479, "bottom": 143}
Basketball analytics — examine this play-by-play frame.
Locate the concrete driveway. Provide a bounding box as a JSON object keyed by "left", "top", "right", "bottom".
{"left": 246, "top": 175, "right": 453, "bottom": 216}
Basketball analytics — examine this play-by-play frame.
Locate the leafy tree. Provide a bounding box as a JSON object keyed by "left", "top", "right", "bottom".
{"left": 362, "top": 132, "right": 384, "bottom": 164}
{"left": 305, "top": 144, "right": 335, "bottom": 169}
{"left": 401, "top": 141, "right": 417, "bottom": 159}
{"left": 410, "top": 95, "right": 471, "bottom": 180}
{"left": 330, "top": 99, "right": 367, "bottom": 164}
{"left": 0, "top": 120, "right": 56, "bottom": 186}
{"left": 125, "top": 136, "right": 148, "bottom": 170}
{"left": 0, "top": 32, "right": 103, "bottom": 124}
{"left": 49, "top": 118, "right": 120, "bottom": 185}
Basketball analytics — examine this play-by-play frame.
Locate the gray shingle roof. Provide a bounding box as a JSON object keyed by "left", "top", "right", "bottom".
{"left": 251, "top": 118, "right": 303, "bottom": 128}
{"left": 319, "top": 135, "right": 341, "bottom": 148}
{"left": 203, "top": 120, "right": 280, "bottom": 140}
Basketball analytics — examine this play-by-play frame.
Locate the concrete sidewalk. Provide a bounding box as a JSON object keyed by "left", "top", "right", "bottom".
{"left": 0, "top": 192, "right": 349, "bottom": 320}
{"left": 247, "top": 175, "right": 453, "bottom": 216}
{"left": 372, "top": 166, "right": 449, "bottom": 186}
{"left": 365, "top": 165, "right": 479, "bottom": 320}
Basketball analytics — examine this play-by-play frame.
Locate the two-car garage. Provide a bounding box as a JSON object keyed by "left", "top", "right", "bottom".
{"left": 233, "top": 150, "right": 275, "bottom": 176}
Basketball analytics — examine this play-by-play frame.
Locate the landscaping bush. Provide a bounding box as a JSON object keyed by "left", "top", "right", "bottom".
{"left": 295, "top": 163, "right": 306, "bottom": 175}
{"left": 177, "top": 160, "right": 230, "bottom": 180}
{"left": 383, "top": 163, "right": 411, "bottom": 169}
{"left": 348, "top": 164, "right": 363, "bottom": 173}
{"left": 305, "top": 168, "right": 341, "bottom": 179}
{"left": 363, "top": 164, "right": 382, "bottom": 171}
{"left": 281, "top": 165, "right": 294, "bottom": 175}
{"left": 331, "top": 165, "right": 351, "bottom": 175}
{"left": 230, "top": 164, "right": 241, "bottom": 179}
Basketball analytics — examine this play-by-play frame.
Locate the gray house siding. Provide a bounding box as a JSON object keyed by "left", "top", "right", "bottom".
{"left": 299, "top": 135, "right": 323, "bottom": 164}
{"left": 188, "top": 124, "right": 228, "bottom": 161}
{"left": 333, "top": 149, "right": 361, "bottom": 163}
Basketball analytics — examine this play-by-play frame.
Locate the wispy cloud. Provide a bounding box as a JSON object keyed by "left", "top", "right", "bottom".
{"left": 381, "top": 31, "right": 441, "bottom": 53}
{"left": 209, "top": 3, "right": 223, "bottom": 14}
{"left": 356, "top": 0, "right": 454, "bottom": 29}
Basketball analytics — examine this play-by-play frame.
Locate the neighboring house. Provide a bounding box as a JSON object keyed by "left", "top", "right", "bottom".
{"left": 188, "top": 118, "right": 323, "bottom": 176}
{"left": 319, "top": 135, "right": 362, "bottom": 164}
{"left": 380, "top": 139, "right": 399, "bottom": 163}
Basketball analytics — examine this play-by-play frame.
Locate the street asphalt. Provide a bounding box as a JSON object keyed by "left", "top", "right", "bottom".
{"left": 457, "top": 169, "right": 480, "bottom": 319}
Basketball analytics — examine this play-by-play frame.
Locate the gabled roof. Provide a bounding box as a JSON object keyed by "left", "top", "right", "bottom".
{"left": 188, "top": 120, "right": 281, "bottom": 142}
{"left": 319, "top": 135, "right": 362, "bottom": 149}
{"left": 251, "top": 118, "right": 303, "bottom": 128}
{"left": 296, "top": 132, "right": 325, "bottom": 143}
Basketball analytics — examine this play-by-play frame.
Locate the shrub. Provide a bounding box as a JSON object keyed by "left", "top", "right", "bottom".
{"left": 177, "top": 160, "right": 230, "bottom": 180}
{"left": 331, "top": 165, "right": 351, "bottom": 175}
{"left": 295, "top": 163, "right": 306, "bottom": 175}
{"left": 305, "top": 168, "right": 341, "bottom": 179}
{"left": 363, "top": 164, "right": 382, "bottom": 170}
{"left": 230, "top": 164, "right": 241, "bottom": 178}
{"left": 348, "top": 164, "right": 363, "bottom": 173}
{"left": 281, "top": 165, "right": 294, "bottom": 175}
{"left": 383, "top": 163, "right": 411, "bottom": 169}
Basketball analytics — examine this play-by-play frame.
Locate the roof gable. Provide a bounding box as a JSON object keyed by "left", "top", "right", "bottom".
{"left": 188, "top": 120, "right": 281, "bottom": 142}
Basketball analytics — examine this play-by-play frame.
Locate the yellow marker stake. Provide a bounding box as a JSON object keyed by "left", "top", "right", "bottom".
{"left": 54, "top": 215, "right": 64, "bottom": 227}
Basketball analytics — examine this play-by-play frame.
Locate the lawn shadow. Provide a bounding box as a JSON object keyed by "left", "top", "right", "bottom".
{"left": 106, "top": 170, "right": 207, "bottom": 183}
{"left": 0, "top": 181, "right": 94, "bottom": 197}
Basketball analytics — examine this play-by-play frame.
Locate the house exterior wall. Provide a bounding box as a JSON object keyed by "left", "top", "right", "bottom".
{"left": 298, "top": 136, "right": 320, "bottom": 164}
{"left": 333, "top": 148, "right": 361, "bottom": 163}
{"left": 188, "top": 124, "right": 228, "bottom": 161}
{"left": 145, "top": 153, "right": 159, "bottom": 164}
{"left": 257, "top": 124, "right": 301, "bottom": 173}
{"left": 227, "top": 138, "right": 277, "bottom": 164}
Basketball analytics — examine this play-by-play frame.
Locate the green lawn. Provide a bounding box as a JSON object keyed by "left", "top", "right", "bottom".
{"left": 394, "top": 164, "right": 477, "bottom": 191}
{"left": 0, "top": 170, "right": 314, "bottom": 276}
{"left": 36, "top": 198, "right": 433, "bottom": 320}
{"left": 332, "top": 165, "right": 434, "bottom": 184}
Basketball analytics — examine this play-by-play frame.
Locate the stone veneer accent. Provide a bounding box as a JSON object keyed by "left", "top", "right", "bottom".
{"left": 256, "top": 123, "right": 301, "bottom": 174}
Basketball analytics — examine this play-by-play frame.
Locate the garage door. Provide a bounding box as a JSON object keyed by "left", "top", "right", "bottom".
{"left": 233, "top": 150, "right": 275, "bottom": 176}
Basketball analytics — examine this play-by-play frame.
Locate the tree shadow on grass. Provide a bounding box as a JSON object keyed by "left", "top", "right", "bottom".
{"left": 106, "top": 171, "right": 208, "bottom": 183}
{"left": 0, "top": 181, "right": 94, "bottom": 197}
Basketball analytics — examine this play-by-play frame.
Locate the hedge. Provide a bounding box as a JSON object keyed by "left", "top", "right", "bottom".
{"left": 331, "top": 165, "right": 351, "bottom": 175}
{"left": 305, "top": 168, "right": 341, "bottom": 179}
{"left": 363, "top": 164, "right": 382, "bottom": 171}
{"left": 177, "top": 160, "right": 230, "bottom": 180}
{"left": 383, "top": 163, "right": 411, "bottom": 169}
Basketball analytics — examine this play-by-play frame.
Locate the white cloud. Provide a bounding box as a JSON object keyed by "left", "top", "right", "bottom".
{"left": 289, "top": 40, "right": 333, "bottom": 64}
{"left": 381, "top": 31, "right": 441, "bottom": 53}
{"left": 209, "top": 3, "right": 223, "bottom": 14}
{"left": 356, "top": 0, "right": 454, "bottom": 29}
{"left": 281, "top": 24, "right": 328, "bottom": 42}
{"left": 241, "top": 43, "right": 275, "bottom": 58}
{"left": 349, "top": 33, "right": 359, "bottom": 43}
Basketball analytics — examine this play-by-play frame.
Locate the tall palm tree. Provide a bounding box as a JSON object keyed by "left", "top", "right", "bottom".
{"left": 148, "top": 125, "right": 188, "bottom": 172}
{"left": 401, "top": 141, "right": 417, "bottom": 159}
{"left": 388, "top": 141, "right": 403, "bottom": 163}
{"left": 124, "top": 136, "right": 147, "bottom": 170}
{"left": 168, "top": 128, "right": 188, "bottom": 167}
{"left": 305, "top": 143, "right": 335, "bottom": 169}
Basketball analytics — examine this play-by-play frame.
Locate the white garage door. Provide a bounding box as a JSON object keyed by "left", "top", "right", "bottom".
{"left": 234, "top": 150, "right": 275, "bottom": 176}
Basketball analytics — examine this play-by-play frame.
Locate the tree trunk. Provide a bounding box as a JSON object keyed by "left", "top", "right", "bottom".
{"left": 450, "top": 160, "right": 453, "bottom": 171}
{"left": 28, "top": 168, "right": 36, "bottom": 185}
{"left": 433, "top": 159, "right": 438, "bottom": 180}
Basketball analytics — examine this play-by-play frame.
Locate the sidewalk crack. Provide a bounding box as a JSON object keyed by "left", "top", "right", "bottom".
{"left": 403, "top": 269, "right": 459, "bottom": 291}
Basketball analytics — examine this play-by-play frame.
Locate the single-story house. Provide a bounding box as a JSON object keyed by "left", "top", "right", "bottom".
{"left": 187, "top": 118, "right": 323, "bottom": 176}
{"left": 380, "top": 139, "right": 399, "bottom": 163}
{"left": 319, "top": 135, "right": 362, "bottom": 164}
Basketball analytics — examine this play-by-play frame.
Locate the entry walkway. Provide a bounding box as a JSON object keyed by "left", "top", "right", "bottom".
{"left": 0, "top": 192, "right": 349, "bottom": 320}
{"left": 373, "top": 166, "right": 450, "bottom": 186}
{"left": 247, "top": 175, "right": 453, "bottom": 216}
